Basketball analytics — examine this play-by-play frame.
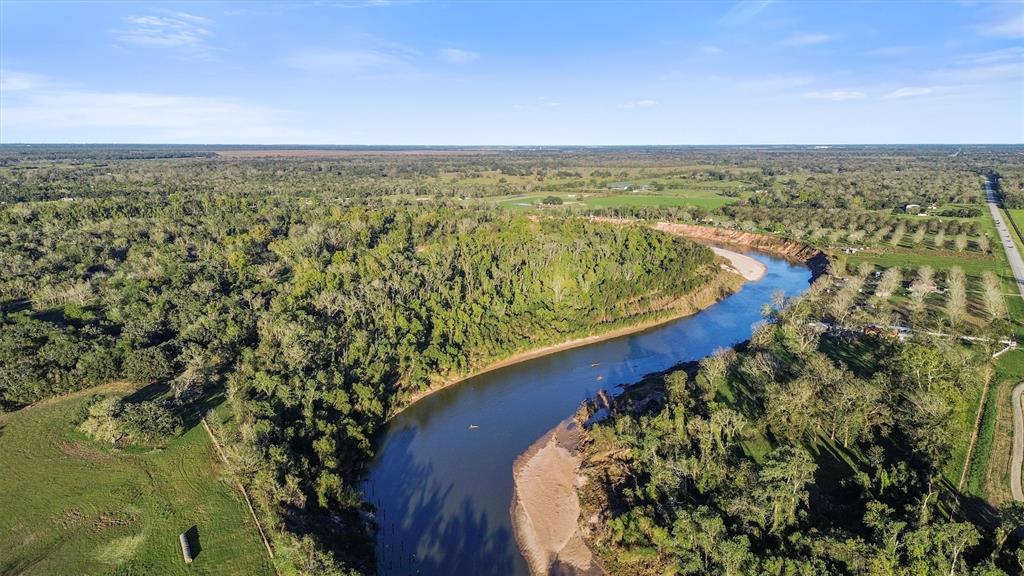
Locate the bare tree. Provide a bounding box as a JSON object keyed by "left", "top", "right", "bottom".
{"left": 889, "top": 223, "right": 906, "bottom": 247}
{"left": 911, "top": 225, "right": 926, "bottom": 245}
{"left": 982, "top": 270, "right": 1007, "bottom": 323}
{"left": 909, "top": 265, "right": 936, "bottom": 318}
{"left": 945, "top": 267, "right": 967, "bottom": 328}
{"left": 977, "top": 233, "right": 990, "bottom": 253}
{"left": 873, "top": 267, "right": 902, "bottom": 303}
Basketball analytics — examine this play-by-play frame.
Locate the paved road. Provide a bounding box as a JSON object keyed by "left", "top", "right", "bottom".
{"left": 985, "top": 177, "right": 1024, "bottom": 302}
{"left": 1013, "top": 382, "right": 1024, "bottom": 501}
{"left": 987, "top": 177, "right": 1024, "bottom": 502}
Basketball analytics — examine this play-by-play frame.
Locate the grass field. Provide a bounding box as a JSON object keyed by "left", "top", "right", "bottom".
{"left": 495, "top": 190, "right": 737, "bottom": 210}
{"left": 0, "top": 384, "right": 274, "bottom": 576}
{"left": 1007, "top": 209, "right": 1024, "bottom": 241}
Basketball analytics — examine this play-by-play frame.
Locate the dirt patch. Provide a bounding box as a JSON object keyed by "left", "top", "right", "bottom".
{"left": 55, "top": 509, "right": 85, "bottom": 530}
{"left": 91, "top": 510, "right": 138, "bottom": 532}
{"left": 512, "top": 420, "right": 605, "bottom": 576}
{"left": 649, "top": 221, "right": 828, "bottom": 278}
{"left": 57, "top": 439, "right": 113, "bottom": 463}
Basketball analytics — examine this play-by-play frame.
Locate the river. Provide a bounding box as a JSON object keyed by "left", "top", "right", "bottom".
{"left": 363, "top": 250, "right": 812, "bottom": 575}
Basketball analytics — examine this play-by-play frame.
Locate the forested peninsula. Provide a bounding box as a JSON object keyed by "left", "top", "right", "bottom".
{"left": 1, "top": 189, "right": 725, "bottom": 572}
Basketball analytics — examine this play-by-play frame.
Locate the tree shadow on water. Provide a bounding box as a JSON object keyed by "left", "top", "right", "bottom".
{"left": 368, "top": 428, "right": 519, "bottom": 576}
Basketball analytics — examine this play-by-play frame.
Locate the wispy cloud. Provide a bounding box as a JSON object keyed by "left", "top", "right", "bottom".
{"left": 781, "top": 33, "right": 838, "bottom": 47}
{"left": 883, "top": 87, "right": 935, "bottom": 99}
{"left": 282, "top": 48, "right": 404, "bottom": 74}
{"left": 620, "top": 99, "right": 658, "bottom": 109}
{"left": 802, "top": 89, "right": 865, "bottom": 101}
{"left": 975, "top": 12, "right": 1024, "bottom": 39}
{"left": 698, "top": 45, "right": 724, "bottom": 56}
{"left": 439, "top": 48, "right": 479, "bottom": 64}
{"left": 2, "top": 88, "right": 318, "bottom": 143}
{"left": 931, "top": 62, "right": 1023, "bottom": 83}
{"left": 0, "top": 70, "right": 48, "bottom": 92}
{"left": 113, "top": 12, "right": 214, "bottom": 56}
{"left": 720, "top": 0, "right": 774, "bottom": 26}
{"left": 957, "top": 47, "right": 1024, "bottom": 66}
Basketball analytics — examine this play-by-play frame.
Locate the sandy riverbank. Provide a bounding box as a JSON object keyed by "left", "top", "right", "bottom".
{"left": 709, "top": 246, "right": 766, "bottom": 281}
{"left": 390, "top": 269, "right": 744, "bottom": 417}
{"left": 511, "top": 420, "right": 604, "bottom": 576}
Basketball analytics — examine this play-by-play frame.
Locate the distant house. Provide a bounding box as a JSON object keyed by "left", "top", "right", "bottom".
{"left": 608, "top": 182, "right": 632, "bottom": 191}
{"left": 905, "top": 204, "right": 921, "bottom": 214}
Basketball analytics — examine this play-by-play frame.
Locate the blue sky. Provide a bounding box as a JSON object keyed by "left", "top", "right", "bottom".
{"left": 1, "top": 0, "right": 1022, "bottom": 144}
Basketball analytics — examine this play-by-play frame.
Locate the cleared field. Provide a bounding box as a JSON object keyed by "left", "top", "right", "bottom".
{"left": 496, "top": 191, "right": 736, "bottom": 210}
{"left": 0, "top": 384, "right": 274, "bottom": 576}
{"left": 581, "top": 193, "right": 735, "bottom": 209}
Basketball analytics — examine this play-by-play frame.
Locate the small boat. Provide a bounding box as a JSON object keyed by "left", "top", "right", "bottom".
{"left": 596, "top": 376, "right": 604, "bottom": 381}
{"left": 468, "top": 424, "right": 479, "bottom": 430}
{"left": 590, "top": 363, "right": 600, "bottom": 367}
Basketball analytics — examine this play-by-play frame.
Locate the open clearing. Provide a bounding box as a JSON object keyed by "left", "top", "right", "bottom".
{"left": 497, "top": 191, "right": 736, "bottom": 210}
{"left": 0, "top": 384, "right": 273, "bottom": 576}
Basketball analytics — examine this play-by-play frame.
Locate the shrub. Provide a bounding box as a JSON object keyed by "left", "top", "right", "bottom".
{"left": 79, "top": 395, "right": 181, "bottom": 446}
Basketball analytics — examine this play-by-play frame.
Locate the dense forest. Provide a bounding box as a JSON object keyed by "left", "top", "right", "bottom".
{"left": 0, "top": 177, "right": 720, "bottom": 572}
{"left": 578, "top": 274, "right": 1022, "bottom": 575}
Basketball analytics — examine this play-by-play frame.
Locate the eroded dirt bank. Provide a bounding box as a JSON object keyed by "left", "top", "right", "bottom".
{"left": 650, "top": 222, "right": 828, "bottom": 278}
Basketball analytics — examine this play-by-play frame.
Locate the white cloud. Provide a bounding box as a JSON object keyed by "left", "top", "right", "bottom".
{"left": 0, "top": 70, "right": 47, "bottom": 92}
{"left": 802, "top": 89, "right": 865, "bottom": 101}
{"left": 1, "top": 89, "right": 320, "bottom": 143}
{"left": 957, "top": 47, "right": 1024, "bottom": 66}
{"left": 884, "top": 87, "right": 935, "bottom": 99}
{"left": 282, "top": 48, "right": 403, "bottom": 74}
{"left": 976, "top": 13, "right": 1024, "bottom": 39}
{"left": 781, "top": 33, "right": 837, "bottom": 47}
{"left": 113, "top": 12, "right": 214, "bottom": 55}
{"left": 439, "top": 48, "right": 480, "bottom": 64}
{"left": 698, "top": 45, "right": 723, "bottom": 55}
{"left": 720, "top": 0, "right": 774, "bottom": 26}
{"left": 620, "top": 99, "right": 658, "bottom": 109}
{"left": 931, "top": 62, "right": 1024, "bottom": 83}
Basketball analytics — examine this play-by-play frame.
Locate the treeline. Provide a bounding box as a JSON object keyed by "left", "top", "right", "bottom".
{"left": 0, "top": 191, "right": 718, "bottom": 572}
{"left": 579, "top": 281, "right": 1021, "bottom": 575}
{"left": 995, "top": 170, "right": 1024, "bottom": 209}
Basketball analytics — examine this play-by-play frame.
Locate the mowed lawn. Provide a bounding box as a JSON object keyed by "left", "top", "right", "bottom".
{"left": 0, "top": 384, "right": 274, "bottom": 576}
